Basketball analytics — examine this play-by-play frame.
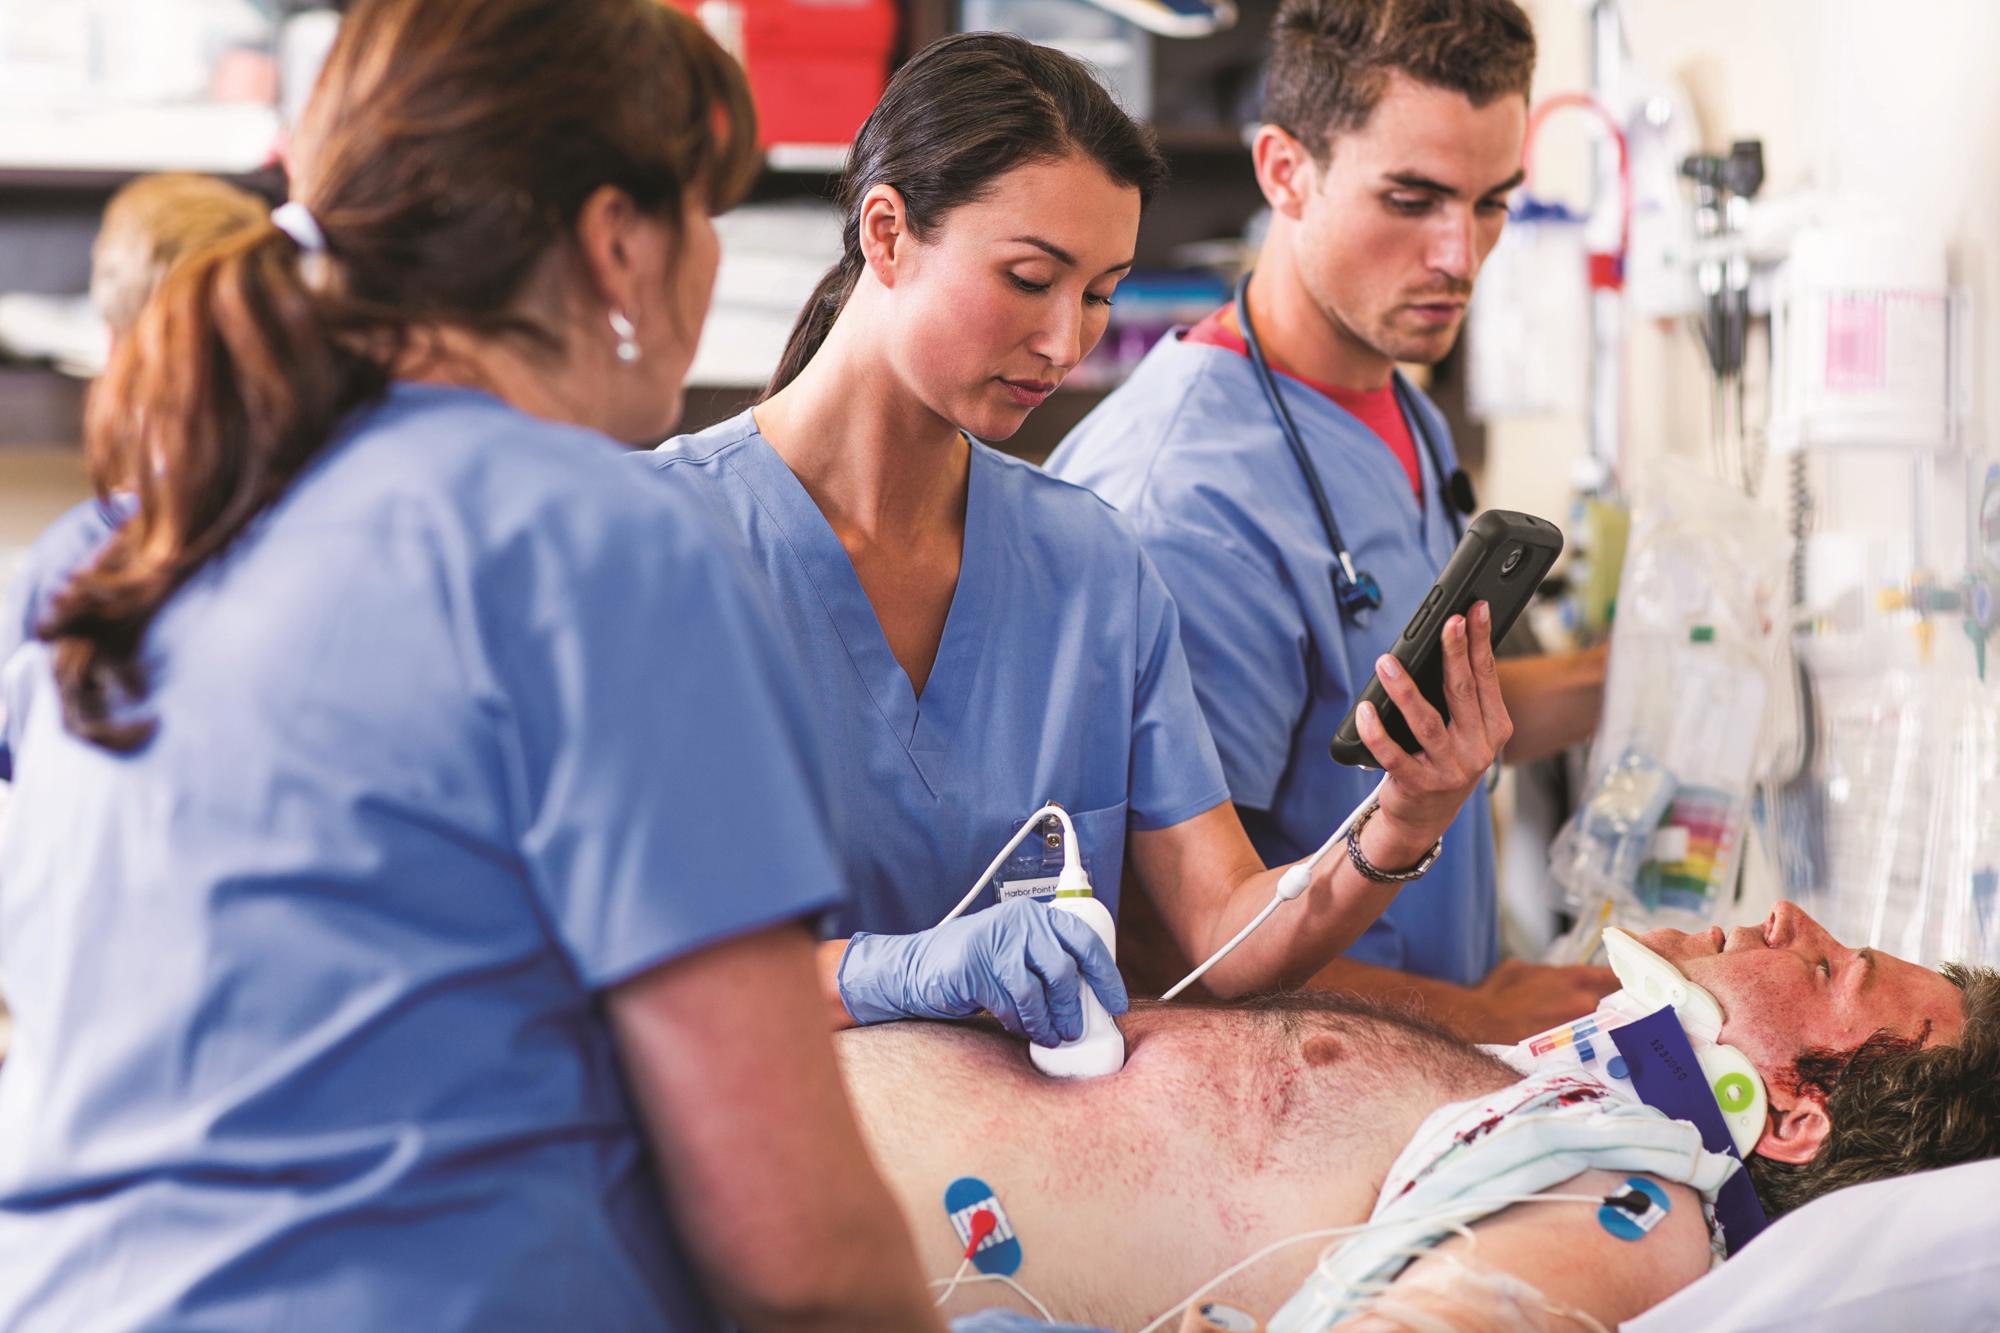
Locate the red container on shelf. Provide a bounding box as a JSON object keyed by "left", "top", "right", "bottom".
{"left": 665, "top": 0, "right": 897, "bottom": 149}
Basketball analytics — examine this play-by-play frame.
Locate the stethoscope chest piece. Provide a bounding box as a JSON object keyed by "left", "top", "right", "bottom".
{"left": 1336, "top": 567, "right": 1383, "bottom": 624}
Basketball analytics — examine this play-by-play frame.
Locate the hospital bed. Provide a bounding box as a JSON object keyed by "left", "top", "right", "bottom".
{"left": 1623, "top": 1157, "right": 2000, "bottom": 1331}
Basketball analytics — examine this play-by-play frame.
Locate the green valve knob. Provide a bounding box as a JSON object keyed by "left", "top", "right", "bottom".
{"left": 1714, "top": 1072, "right": 1756, "bottom": 1114}
{"left": 1690, "top": 625, "right": 1715, "bottom": 643}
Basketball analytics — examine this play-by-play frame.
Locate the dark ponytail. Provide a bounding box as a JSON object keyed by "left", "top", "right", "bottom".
{"left": 44, "top": 0, "right": 759, "bottom": 750}
{"left": 763, "top": 32, "right": 1167, "bottom": 398}
{"left": 772, "top": 260, "right": 865, "bottom": 403}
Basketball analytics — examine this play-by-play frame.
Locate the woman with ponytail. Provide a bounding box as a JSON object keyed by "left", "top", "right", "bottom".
{"left": 651, "top": 35, "right": 1512, "bottom": 1049}
{"left": 0, "top": 2, "right": 945, "bottom": 1328}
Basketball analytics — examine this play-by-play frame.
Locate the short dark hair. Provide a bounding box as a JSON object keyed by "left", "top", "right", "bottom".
{"left": 1263, "top": 0, "right": 1536, "bottom": 161}
{"left": 1745, "top": 962, "right": 2000, "bottom": 1217}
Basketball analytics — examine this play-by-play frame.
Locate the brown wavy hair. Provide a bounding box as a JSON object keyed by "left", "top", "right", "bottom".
{"left": 42, "top": 0, "right": 757, "bottom": 751}
{"left": 1264, "top": 0, "right": 1537, "bottom": 162}
{"left": 764, "top": 32, "right": 1167, "bottom": 398}
{"left": 1745, "top": 962, "right": 2000, "bottom": 1216}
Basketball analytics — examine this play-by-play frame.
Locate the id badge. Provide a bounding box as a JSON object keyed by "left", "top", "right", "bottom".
{"left": 995, "top": 808, "right": 1075, "bottom": 902}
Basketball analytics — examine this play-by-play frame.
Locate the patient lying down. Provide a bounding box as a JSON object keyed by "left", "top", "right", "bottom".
{"left": 837, "top": 902, "right": 1999, "bottom": 1330}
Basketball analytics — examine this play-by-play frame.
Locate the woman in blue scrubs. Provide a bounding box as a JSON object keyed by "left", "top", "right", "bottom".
{"left": 652, "top": 34, "right": 1515, "bottom": 1048}
{"left": 0, "top": 2, "right": 945, "bottom": 1329}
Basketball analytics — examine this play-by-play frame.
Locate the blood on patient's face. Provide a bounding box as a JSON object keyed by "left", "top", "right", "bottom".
{"left": 1637, "top": 900, "right": 1965, "bottom": 1082}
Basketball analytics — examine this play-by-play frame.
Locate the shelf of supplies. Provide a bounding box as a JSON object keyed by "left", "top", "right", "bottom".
{"left": 0, "top": 101, "right": 282, "bottom": 185}
{"left": 0, "top": 164, "right": 284, "bottom": 195}
{"left": 763, "top": 142, "right": 850, "bottom": 174}
{"left": 758, "top": 128, "right": 1247, "bottom": 178}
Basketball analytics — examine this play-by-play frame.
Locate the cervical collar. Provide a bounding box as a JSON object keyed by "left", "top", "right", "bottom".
{"left": 1600, "top": 927, "right": 1768, "bottom": 1157}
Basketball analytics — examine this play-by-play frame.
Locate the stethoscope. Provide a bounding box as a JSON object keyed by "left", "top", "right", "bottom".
{"left": 1233, "top": 272, "right": 1478, "bottom": 627}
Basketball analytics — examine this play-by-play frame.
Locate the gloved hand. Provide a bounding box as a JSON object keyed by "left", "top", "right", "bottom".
{"left": 949, "top": 1309, "right": 1111, "bottom": 1333}
{"left": 837, "top": 897, "right": 1129, "bottom": 1047}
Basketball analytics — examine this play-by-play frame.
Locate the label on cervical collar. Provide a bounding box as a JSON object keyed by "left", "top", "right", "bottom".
{"left": 1608, "top": 1007, "right": 1769, "bottom": 1255}
{"left": 943, "top": 1176, "right": 1022, "bottom": 1276}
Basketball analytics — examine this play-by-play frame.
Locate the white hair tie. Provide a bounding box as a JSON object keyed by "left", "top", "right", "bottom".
{"left": 271, "top": 201, "right": 328, "bottom": 255}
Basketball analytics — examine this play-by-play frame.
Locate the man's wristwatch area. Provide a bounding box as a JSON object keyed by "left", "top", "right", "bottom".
{"left": 1345, "top": 802, "right": 1443, "bottom": 883}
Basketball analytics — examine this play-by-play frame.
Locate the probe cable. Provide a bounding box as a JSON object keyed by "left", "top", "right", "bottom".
{"left": 932, "top": 1200, "right": 1064, "bottom": 1320}
{"left": 938, "top": 803, "right": 1079, "bottom": 928}
{"left": 932, "top": 1208, "right": 998, "bottom": 1308}
{"left": 1159, "top": 776, "right": 1389, "bottom": 1001}
{"left": 944, "top": 778, "right": 1388, "bottom": 1003}
{"left": 928, "top": 1210, "right": 1060, "bottom": 1320}
{"left": 927, "top": 1272, "right": 1058, "bottom": 1321}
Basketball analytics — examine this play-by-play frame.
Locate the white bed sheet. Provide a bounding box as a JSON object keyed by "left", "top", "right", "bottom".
{"left": 1623, "top": 1158, "right": 2000, "bottom": 1331}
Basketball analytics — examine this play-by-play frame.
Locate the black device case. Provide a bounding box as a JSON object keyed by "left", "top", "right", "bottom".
{"left": 1328, "top": 509, "right": 1565, "bottom": 768}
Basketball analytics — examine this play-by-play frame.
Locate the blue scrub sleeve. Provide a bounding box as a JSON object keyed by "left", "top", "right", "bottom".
{"left": 1125, "top": 545, "right": 1232, "bottom": 831}
{"left": 0, "top": 498, "right": 125, "bottom": 663}
{"left": 0, "top": 561, "right": 28, "bottom": 780}
{"left": 0, "top": 497, "right": 126, "bottom": 781}
{"left": 0, "top": 558, "right": 30, "bottom": 676}
{"left": 1132, "top": 509, "right": 1314, "bottom": 813}
{"left": 472, "top": 495, "right": 844, "bottom": 990}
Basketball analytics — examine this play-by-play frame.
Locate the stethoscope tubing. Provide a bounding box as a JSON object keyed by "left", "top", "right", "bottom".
{"left": 1231, "top": 271, "right": 1472, "bottom": 623}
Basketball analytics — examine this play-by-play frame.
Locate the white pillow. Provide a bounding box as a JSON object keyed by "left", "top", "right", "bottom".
{"left": 1624, "top": 1159, "right": 2000, "bottom": 1331}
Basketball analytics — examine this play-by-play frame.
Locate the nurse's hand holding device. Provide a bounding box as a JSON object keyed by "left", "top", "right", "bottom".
{"left": 838, "top": 897, "right": 1130, "bottom": 1053}
{"left": 1329, "top": 510, "right": 1562, "bottom": 767}
{"left": 840, "top": 800, "right": 1129, "bottom": 1074}
{"left": 1030, "top": 856, "right": 1127, "bottom": 1077}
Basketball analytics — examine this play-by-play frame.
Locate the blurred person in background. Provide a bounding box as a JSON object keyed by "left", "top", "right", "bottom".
{"left": 0, "top": 173, "right": 274, "bottom": 663}
{"left": 91, "top": 171, "right": 270, "bottom": 347}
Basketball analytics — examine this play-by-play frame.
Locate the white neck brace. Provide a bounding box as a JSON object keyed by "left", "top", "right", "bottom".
{"left": 1601, "top": 927, "right": 1769, "bottom": 1156}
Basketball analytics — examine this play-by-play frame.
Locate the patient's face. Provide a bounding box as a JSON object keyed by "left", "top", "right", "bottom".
{"left": 1638, "top": 900, "right": 1964, "bottom": 1083}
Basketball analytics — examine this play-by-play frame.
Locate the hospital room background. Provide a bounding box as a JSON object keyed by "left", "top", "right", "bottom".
{"left": 5, "top": 0, "right": 1994, "bottom": 969}
{"left": 0, "top": 1, "right": 1997, "bottom": 1328}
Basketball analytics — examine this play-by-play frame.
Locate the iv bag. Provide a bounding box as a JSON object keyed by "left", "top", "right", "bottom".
{"left": 1548, "top": 465, "right": 1791, "bottom": 943}
{"left": 1468, "top": 198, "right": 1590, "bottom": 420}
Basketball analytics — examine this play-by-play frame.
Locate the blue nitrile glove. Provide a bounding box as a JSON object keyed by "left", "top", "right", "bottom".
{"left": 837, "top": 897, "right": 1129, "bottom": 1047}
{"left": 949, "top": 1310, "right": 1111, "bottom": 1332}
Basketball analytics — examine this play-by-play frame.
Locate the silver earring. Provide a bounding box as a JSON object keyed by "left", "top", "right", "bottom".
{"left": 609, "top": 309, "right": 640, "bottom": 364}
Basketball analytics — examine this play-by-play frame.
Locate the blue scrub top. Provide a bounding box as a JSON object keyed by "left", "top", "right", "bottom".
{"left": 1047, "top": 331, "right": 1499, "bottom": 986}
{"left": 0, "top": 384, "right": 844, "bottom": 1332}
{"left": 0, "top": 495, "right": 127, "bottom": 780}
{"left": 648, "top": 411, "right": 1230, "bottom": 938}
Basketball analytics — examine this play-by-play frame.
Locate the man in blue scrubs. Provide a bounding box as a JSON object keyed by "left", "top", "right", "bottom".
{"left": 1049, "top": 0, "right": 1613, "bottom": 1040}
